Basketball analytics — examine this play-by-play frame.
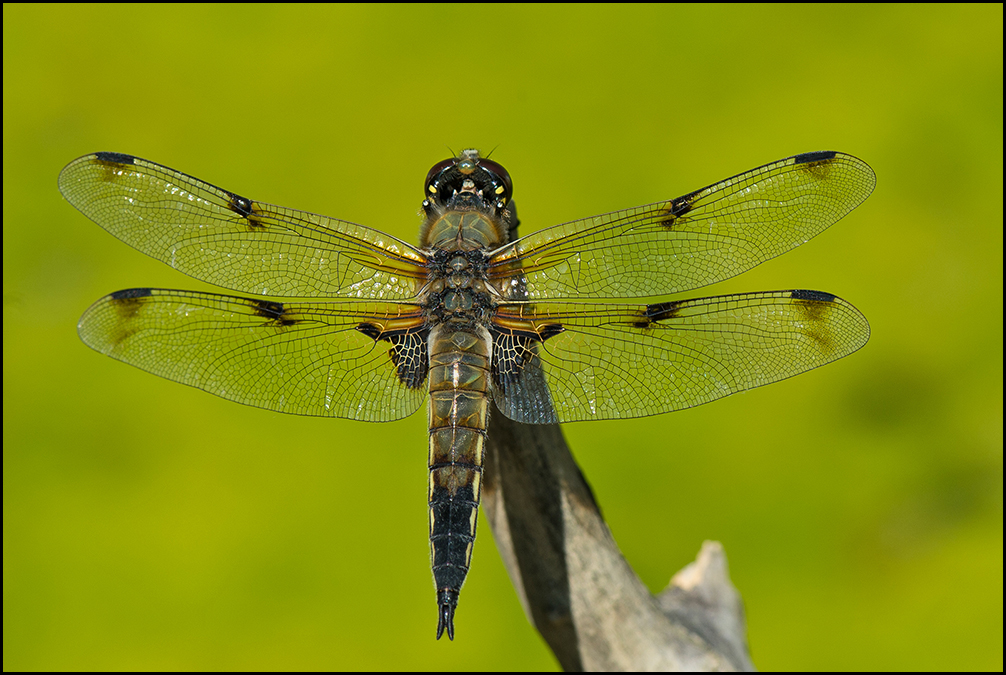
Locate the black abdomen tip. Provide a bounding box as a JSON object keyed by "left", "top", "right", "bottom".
{"left": 436, "top": 589, "right": 458, "bottom": 641}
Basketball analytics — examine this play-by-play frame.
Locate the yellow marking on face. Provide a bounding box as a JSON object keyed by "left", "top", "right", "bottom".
{"left": 494, "top": 185, "right": 504, "bottom": 195}
{"left": 428, "top": 184, "right": 437, "bottom": 194}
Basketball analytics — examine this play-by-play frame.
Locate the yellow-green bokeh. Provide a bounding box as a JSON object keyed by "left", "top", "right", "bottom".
{"left": 4, "top": 4, "right": 1001, "bottom": 670}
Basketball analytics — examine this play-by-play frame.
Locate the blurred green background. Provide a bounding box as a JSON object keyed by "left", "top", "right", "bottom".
{"left": 4, "top": 4, "right": 1001, "bottom": 671}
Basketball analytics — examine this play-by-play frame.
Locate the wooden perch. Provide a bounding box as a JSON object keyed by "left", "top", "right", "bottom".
{"left": 482, "top": 405, "right": 755, "bottom": 672}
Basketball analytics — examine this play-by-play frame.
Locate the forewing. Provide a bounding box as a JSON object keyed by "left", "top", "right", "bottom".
{"left": 489, "top": 152, "right": 875, "bottom": 300}
{"left": 60, "top": 153, "right": 428, "bottom": 299}
{"left": 78, "top": 289, "right": 429, "bottom": 421}
{"left": 492, "top": 290, "right": 869, "bottom": 423}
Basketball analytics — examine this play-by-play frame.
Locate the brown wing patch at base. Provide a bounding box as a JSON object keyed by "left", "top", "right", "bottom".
{"left": 388, "top": 331, "right": 430, "bottom": 390}
{"left": 490, "top": 323, "right": 563, "bottom": 387}
{"left": 356, "top": 322, "right": 430, "bottom": 390}
{"left": 491, "top": 330, "right": 538, "bottom": 387}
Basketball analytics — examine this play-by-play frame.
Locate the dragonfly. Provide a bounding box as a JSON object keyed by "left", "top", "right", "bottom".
{"left": 61, "top": 148, "right": 874, "bottom": 640}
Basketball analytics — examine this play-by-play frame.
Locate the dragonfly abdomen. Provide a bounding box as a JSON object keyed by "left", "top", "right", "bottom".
{"left": 426, "top": 324, "right": 493, "bottom": 641}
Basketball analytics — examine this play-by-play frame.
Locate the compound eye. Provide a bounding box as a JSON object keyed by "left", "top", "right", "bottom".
{"left": 477, "top": 158, "right": 513, "bottom": 200}
{"left": 424, "top": 158, "right": 457, "bottom": 193}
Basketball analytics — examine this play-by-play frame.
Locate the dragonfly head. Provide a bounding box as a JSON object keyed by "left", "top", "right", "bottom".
{"left": 422, "top": 149, "right": 513, "bottom": 217}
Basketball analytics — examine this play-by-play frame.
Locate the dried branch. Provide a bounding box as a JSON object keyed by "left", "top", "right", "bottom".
{"left": 482, "top": 407, "right": 755, "bottom": 672}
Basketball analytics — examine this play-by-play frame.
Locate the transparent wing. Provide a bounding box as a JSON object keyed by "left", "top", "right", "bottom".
{"left": 489, "top": 152, "right": 875, "bottom": 300}
{"left": 492, "top": 290, "right": 869, "bottom": 423}
{"left": 60, "top": 153, "right": 428, "bottom": 300}
{"left": 78, "top": 288, "right": 429, "bottom": 421}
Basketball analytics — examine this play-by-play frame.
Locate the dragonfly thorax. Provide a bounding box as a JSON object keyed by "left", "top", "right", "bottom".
{"left": 420, "top": 209, "right": 510, "bottom": 251}
{"left": 420, "top": 248, "right": 495, "bottom": 327}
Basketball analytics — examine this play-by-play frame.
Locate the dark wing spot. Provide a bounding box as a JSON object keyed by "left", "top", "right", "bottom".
{"left": 538, "top": 324, "right": 564, "bottom": 341}
{"left": 660, "top": 190, "right": 699, "bottom": 228}
{"left": 93, "top": 152, "right": 136, "bottom": 166}
{"left": 790, "top": 289, "right": 836, "bottom": 303}
{"left": 92, "top": 153, "right": 138, "bottom": 184}
{"left": 794, "top": 151, "right": 836, "bottom": 179}
{"left": 631, "top": 301, "right": 682, "bottom": 328}
{"left": 110, "top": 287, "right": 153, "bottom": 300}
{"left": 225, "top": 191, "right": 253, "bottom": 216}
{"left": 790, "top": 289, "right": 840, "bottom": 356}
{"left": 250, "top": 299, "right": 298, "bottom": 326}
{"left": 225, "top": 191, "right": 266, "bottom": 229}
{"left": 108, "top": 287, "right": 152, "bottom": 322}
{"left": 794, "top": 150, "right": 838, "bottom": 164}
{"left": 646, "top": 300, "right": 682, "bottom": 323}
{"left": 355, "top": 322, "right": 383, "bottom": 340}
{"left": 790, "top": 290, "right": 835, "bottom": 322}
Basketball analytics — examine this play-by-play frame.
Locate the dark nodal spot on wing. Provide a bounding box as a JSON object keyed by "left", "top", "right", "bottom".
{"left": 794, "top": 151, "right": 837, "bottom": 165}
{"left": 251, "top": 299, "right": 284, "bottom": 318}
{"left": 251, "top": 299, "right": 297, "bottom": 326}
{"left": 538, "top": 324, "right": 564, "bottom": 341}
{"left": 93, "top": 152, "right": 136, "bottom": 166}
{"left": 790, "top": 289, "right": 836, "bottom": 303}
{"left": 661, "top": 191, "right": 698, "bottom": 228}
{"left": 647, "top": 300, "right": 682, "bottom": 322}
{"left": 356, "top": 322, "right": 383, "bottom": 340}
{"left": 226, "top": 191, "right": 253, "bottom": 216}
{"left": 671, "top": 192, "right": 698, "bottom": 216}
{"left": 226, "top": 191, "right": 266, "bottom": 229}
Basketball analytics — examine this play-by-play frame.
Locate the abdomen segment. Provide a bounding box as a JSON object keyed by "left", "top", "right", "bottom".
{"left": 426, "top": 325, "right": 492, "bottom": 640}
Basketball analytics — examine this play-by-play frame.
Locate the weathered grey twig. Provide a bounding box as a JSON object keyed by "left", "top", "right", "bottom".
{"left": 482, "top": 406, "right": 755, "bottom": 671}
